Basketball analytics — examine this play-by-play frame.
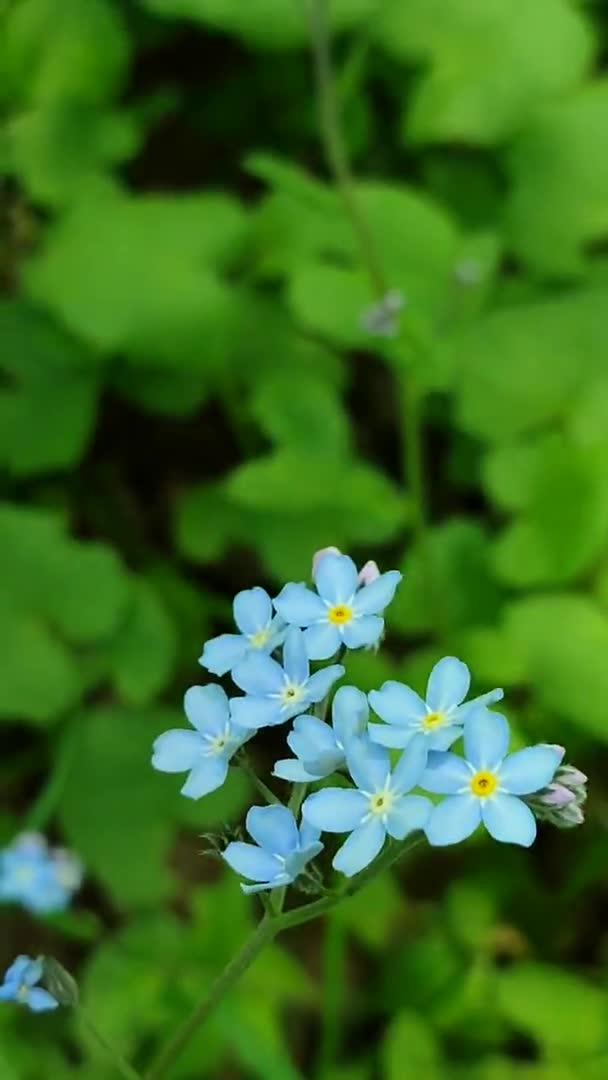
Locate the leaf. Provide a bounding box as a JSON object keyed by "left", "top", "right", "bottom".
{"left": 382, "top": 1012, "right": 444, "bottom": 1080}
{"left": 454, "top": 290, "right": 608, "bottom": 442}
{"left": 374, "top": 0, "right": 593, "bottom": 145}
{"left": 2, "top": 0, "right": 129, "bottom": 106}
{"left": 497, "top": 963, "right": 607, "bottom": 1054}
{"left": 24, "top": 181, "right": 246, "bottom": 368}
{"left": 0, "top": 300, "right": 100, "bottom": 475}
{"left": 0, "top": 603, "right": 82, "bottom": 723}
{"left": 107, "top": 580, "right": 178, "bottom": 706}
{"left": 504, "top": 81, "right": 608, "bottom": 274}
{"left": 140, "top": 0, "right": 376, "bottom": 49}
{"left": 251, "top": 371, "right": 351, "bottom": 454}
{"left": 59, "top": 706, "right": 182, "bottom": 907}
{"left": 503, "top": 593, "right": 608, "bottom": 740}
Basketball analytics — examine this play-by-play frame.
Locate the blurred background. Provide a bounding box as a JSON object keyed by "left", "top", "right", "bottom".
{"left": 1, "top": 0, "right": 607, "bottom": 1077}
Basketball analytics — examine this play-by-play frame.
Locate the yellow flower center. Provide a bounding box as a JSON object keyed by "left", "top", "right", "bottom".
{"left": 369, "top": 790, "right": 394, "bottom": 816}
{"left": 210, "top": 734, "right": 227, "bottom": 754}
{"left": 327, "top": 604, "right": 353, "bottom": 626}
{"left": 421, "top": 711, "right": 446, "bottom": 731}
{"left": 281, "top": 684, "right": 303, "bottom": 707}
{"left": 249, "top": 627, "right": 271, "bottom": 648}
{"left": 17, "top": 984, "right": 29, "bottom": 1003}
{"left": 470, "top": 770, "right": 498, "bottom": 798}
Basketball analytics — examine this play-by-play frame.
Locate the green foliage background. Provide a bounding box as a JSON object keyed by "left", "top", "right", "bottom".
{"left": 1, "top": 0, "right": 607, "bottom": 1076}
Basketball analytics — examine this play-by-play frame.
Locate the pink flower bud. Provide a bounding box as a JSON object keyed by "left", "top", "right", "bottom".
{"left": 312, "top": 547, "right": 342, "bottom": 581}
{"left": 358, "top": 560, "right": 380, "bottom": 586}
{"left": 540, "top": 783, "right": 576, "bottom": 808}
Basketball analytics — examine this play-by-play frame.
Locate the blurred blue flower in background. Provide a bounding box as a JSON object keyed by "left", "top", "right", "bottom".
{"left": 0, "top": 956, "right": 58, "bottom": 1013}
{"left": 303, "top": 737, "right": 431, "bottom": 877}
{"left": 274, "top": 684, "right": 369, "bottom": 781}
{"left": 368, "top": 656, "right": 503, "bottom": 751}
{"left": 230, "top": 626, "right": 344, "bottom": 729}
{"left": 152, "top": 684, "right": 251, "bottom": 798}
{"left": 223, "top": 804, "right": 323, "bottom": 893}
{"left": 423, "top": 711, "right": 564, "bottom": 848}
{"left": 199, "top": 586, "right": 285, "bottom": 675}
{"left": 0, "top": 834, "right": 82, "bottom": 915}
{"left": 274, "top": 552, "right": 402, "bottom": 660}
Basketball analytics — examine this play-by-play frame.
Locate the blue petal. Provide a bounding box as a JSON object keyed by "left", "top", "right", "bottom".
{"left": 303, "top": 622, "right": 342, "bottom": 661}
{"left": 2, "top": 957, "right": 32, "bottom": 985}
{"left": 386, "top": 795, "right": 432, "bottom": 839}
{"left": 273, "top": 758, "right": 320, "bottom": 782}
{"left": 199, "top": 634, "right": 247, "bottom": 676}
{"left": 390, "top": 736, "right": 428, "bottom": 795}
{"left": 425, "top": 795, "right": 482, "bottom": 846}
{"left": 233, "top": 587, "right": 272, "bottom": 635}
{"left": 345, "top": 737, "right": 390, "bottom": 792}
{"left": 289, "top": 840, "right": 324, "bottom": 872}
{"left": 426, "top": 726, "right": 463, "bottom": 751}
{"left": 223, "top": 841, "right": 283, "bottom": 882}
{"left": 464, "top": 710, "right": 510, "bottom": 770}
{"left": 282, "top": 627, "right": 309, "bottom": 684}
{"left": 367, "top": 723, "right": 414, "bottom": 749}
{"left": 341, "top": 615, "right": 384, "bottom": 650}
{"left": 332, "top": 685, "right": 369, "bottom": 745}
{"left": 180, "top": 757, "right": 228, "bottom": 799}
{"left": 315, "top": 554, "right": 358, "bottom": 604}
{"left": 230, "top": 696, "right": 284, "bottom": 729}
{"left": 299, "top": 819, "right": 322, "bottom": 848}
{"left": 426, "top": 657, "right": 471, "bottom": 711}
{"left": 420, "top": 751, "right": 472, "bottom": 794}
{"left": 184, "top": 684, "right": 230, "bottom": 736}
{"left": 498, "top": 745, "right": 562, "bottom": 795}
{"left": 22, "top": 958, "right": 43, "bottom": 987}
{"left": 482, "top": 794, "right": 537, "bottom": 847}
{"left": 332, "top": 817, "right": 386, "bottom": 877}
{"left": 152, "top": 729, "right": 203, "bottom": 773}
{"left": 232, "top": 652, "right": 284, "bottom": 695}
{"left": 246, "top": 805, "right": 299, "bottom": 856}
{"left": 290, "top": 714, "right": 336, "bottom": 755}
{"left": 369, "top": 682, "right": 427, "bottom": 726}
{"left": 352, "top": 570, "right": 402, "bottom": 615}
{"left": 241, "top": 874, "right": 292, "bottom": 894}
{"left": 304, "top": 664, "right": 345, "bottom": 703}
{"left": 302, "top": 788, "right": 368, "bottom": 832}
{"left": 0, "top": 985, "right": 17, "bottom": 1000}
{"left": 274, "top": 583, "right": 326, "bottom": 626}
{"left": 453, "top": 688, "right": 504, "bottom": 723}
{"left": 26, "top": 988, "right": 59, "bottom": 1013}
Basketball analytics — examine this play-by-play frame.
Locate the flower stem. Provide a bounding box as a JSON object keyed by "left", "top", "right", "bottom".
{"left": 237, "top": 757, "right": 281, "bottom": 805}
{"left": 144, "top": 917, "right": 276, "bottom": 1080}
{"left": 79, "top": 1007, "right": 142, "bottom": 1080}
{"left": 146, "top": 835, "right": 423, "bottom": 1079}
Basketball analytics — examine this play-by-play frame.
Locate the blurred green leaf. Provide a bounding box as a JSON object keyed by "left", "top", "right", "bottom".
{"left": 375, "top": 0, "right": 593, "bottom": 145}
{"left": 106, "top": 580, "right": 178, "bottom": 706}
{"left": 497, "top": 963, "right": 607, "bottom": 1054}
{"left": 251, "top": 372, "right": 351, "bottom": 454}
{"left": 382, "top": 1012, "right": 444, "bottom": 1080}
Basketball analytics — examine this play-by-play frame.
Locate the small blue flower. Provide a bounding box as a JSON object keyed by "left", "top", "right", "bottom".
{"left": 152, "top": 684, "right": 251, "bottom": 798}
{"left": 0, "top": 834, "right": 82, "bottom": 915}
{"left": 303, "top": 737, "right": 431, "bottom": 877}
{"left": 422, "top": 711, "right": 564, "bottom": 848}
{"left": 274, "top": 685, "right": 369, "bottom": 782}
{"left": 0, "top": 956, "right": 58, "bottom": 1012}
{"left": 223, "top": 804, "right": 323, "bottom": 893}
{"left": 274, "top": 552, "right": 402, "bottom": 660}
{"left": 199, "top": 587, "right": 285, "bottom": 676}
{"left": 230, "top": 626, "right": 345, "bottom": 730}
{"left": 368, "top": 656, "right": 503, "bottom": 751}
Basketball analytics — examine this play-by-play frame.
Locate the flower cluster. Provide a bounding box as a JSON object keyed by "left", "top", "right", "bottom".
{"left": 151, "top": 549, "right": 584, "bottom": 894}
{"left": 0, "top": 956, "right": 58, "bottom": 1013}
{"left": 0, "top": 833, "right": 82, "bottom": 915}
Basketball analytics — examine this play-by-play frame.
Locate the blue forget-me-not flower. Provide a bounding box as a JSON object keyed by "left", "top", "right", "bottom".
{"left": 199, "top": 587, "right": 285, "bottom": 676}
{"left": 274, "top": 552, "right": 402, "bottom": 661}
{"left": 152, "top": 684, "right": 251, "bottom": 798}
{"left": 423, "top": 710, "right": 564, "bottom": 848}
{"left": 303, "top": 737, "right": 431, "bottom": 877}
{"left": 0, "top": 956, "right": 58, "bottom": 1012}
{"left": 368, "top": 656, "right": 503, "bottom": 751}
{"left": 273, "top": 685, "right": 369, "bottom": 782}
{"left": 230, "top": 626, "right": 344, "bottom": 730}
{"left": 0, "top": 833, "right": 82, "bottom": 915}
{"left": 223, "top": 804, "right": 323, "bottom": 893}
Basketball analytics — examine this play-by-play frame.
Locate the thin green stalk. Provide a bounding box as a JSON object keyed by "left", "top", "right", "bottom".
{"left": 400, "top": 374, "right": 428, "bottom": 544}
{"left": 146, "top": 835, "right": 423, "bottom": 1080}
{"left": 315, "top": 911, "right": 347, "bottom": 1077}
{"left": 238, "top": 758, "right": 281, "bottom": 805}
{"left": 144, "top": 917, "right": 276, "bottom": 1080}
{"left": 79, "top": 1007, "right": 142, "bottom": 1080}
{"left": 24, "top": 725, "right": 77, "bottom": 832}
